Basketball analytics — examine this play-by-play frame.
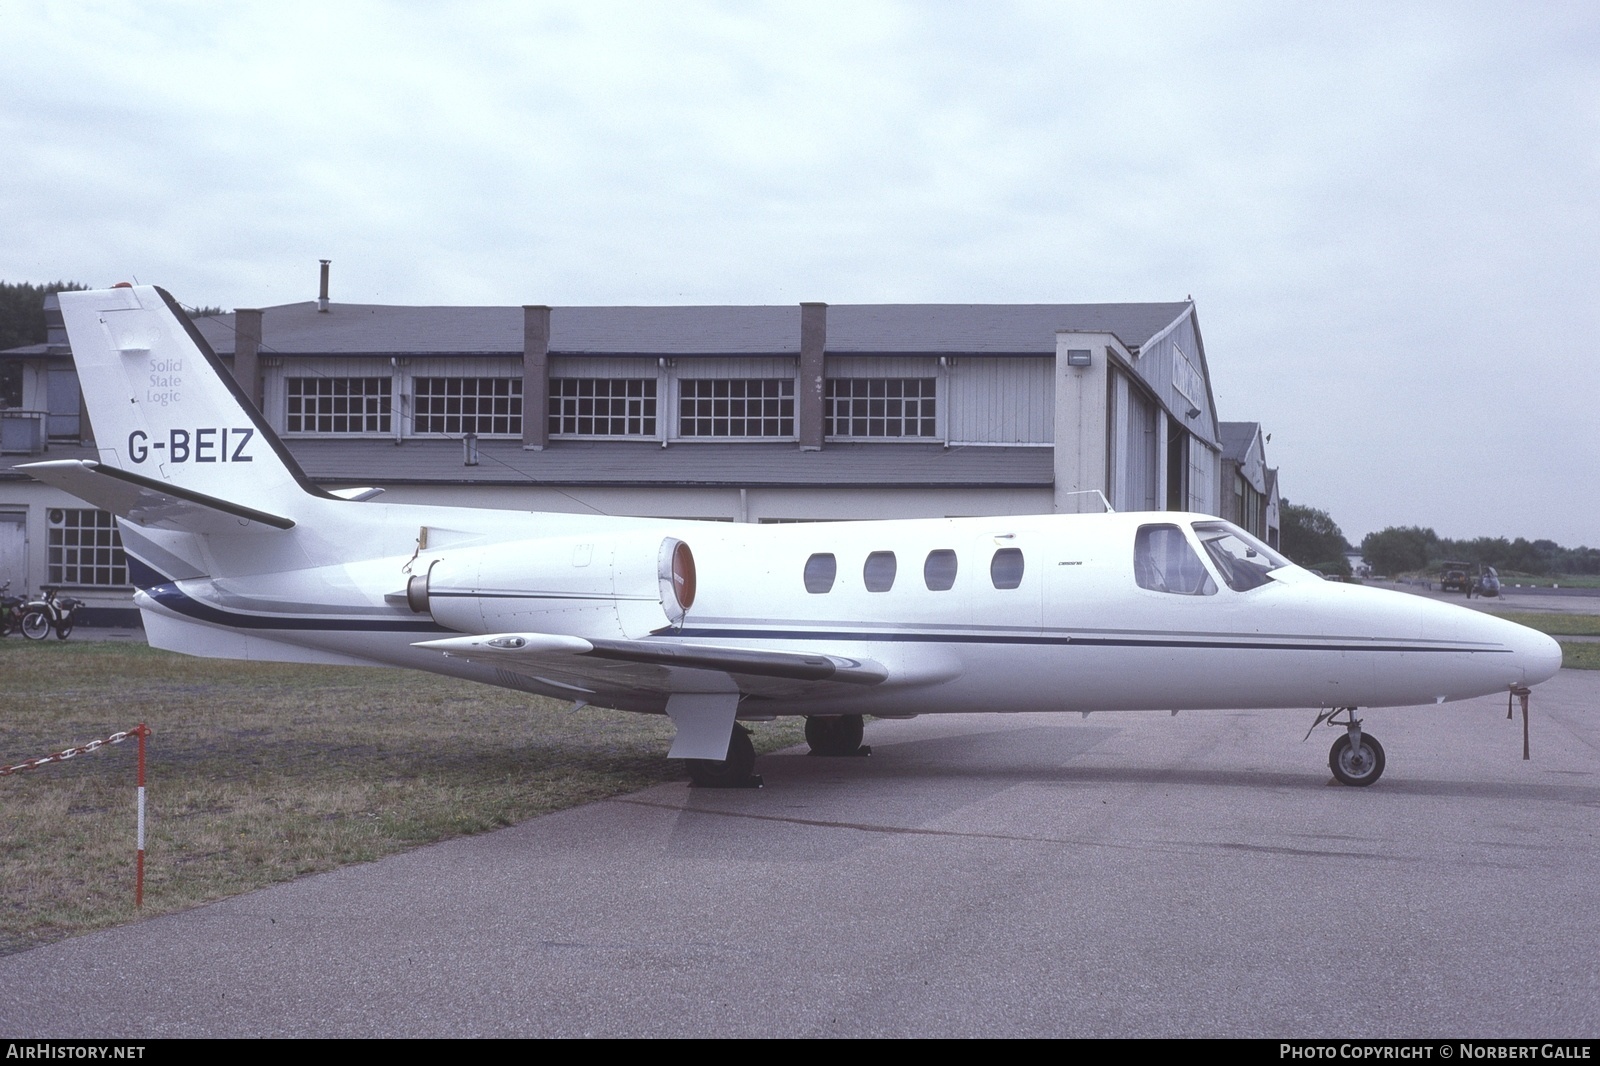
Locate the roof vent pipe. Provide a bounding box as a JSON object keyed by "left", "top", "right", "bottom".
{"left": 318, "top": 259, "right": 331, "bottom": 312}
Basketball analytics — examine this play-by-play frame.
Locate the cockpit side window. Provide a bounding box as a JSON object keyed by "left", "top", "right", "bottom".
{"left": 1192, "top": 522, "right": 1290, "bottom": 592}
{"left": 1134, "top": 524, "right": 1217, "bottom": 595}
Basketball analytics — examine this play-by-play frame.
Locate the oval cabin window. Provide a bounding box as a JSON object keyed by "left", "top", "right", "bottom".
{"left": 864, "top": 551, "right": 897, "bottom": 592}
{"left": 803, "top": 553, "right": 837, "bottom": 593}
{"left": 990, "top": 548, "right": 1025, "bottom": 590}
{"left": 924, "top": 549, "right": 958, "bottom": 591}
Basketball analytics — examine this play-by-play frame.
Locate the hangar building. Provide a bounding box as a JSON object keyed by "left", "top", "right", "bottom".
{"left": 2, "top": 287, "right": 1258, "bottom": 623}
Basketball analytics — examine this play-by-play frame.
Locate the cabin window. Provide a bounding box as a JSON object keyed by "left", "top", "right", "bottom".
{"left": 678, "top": 378, "right": 795, "bottom": 438}
{"left": 414, "top": 377, "right": 522, "bottom": 437}
{"left": 1134, "top": 524, "right": 1217, "bottom": 596}
{"left": 990, "top": 548, "right": 1025, "bottom": 590}
{"left": 923, "top": 549, "right": 958, "bottom": 591}
{"left": 803, "top": 553, "right": 837, "bottom": 593}
{"left": 47, "top": 508, "right": 129, "bottom": 588}
{"left": 286, "top": 377, "right": 391, "bottom": 434}
{"left": 548, "top": 378, "right": 657, "bottom": 438}
{"left": 864, "top": 551, "right": 897, "bottom": 592}
{"left": 1193, "top": 522, "right": 1287, "bottom": 592}
{"left": 825, "top": 378, "right": 938, "bottom": 439}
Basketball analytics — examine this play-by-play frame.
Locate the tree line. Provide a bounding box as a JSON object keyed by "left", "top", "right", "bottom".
{"left": 1358, "top": 526, "right": 1599, "bottom": 578}
{"left": 0, "top": 280, "right": 88, "bottom": 350}
{"left": 1279, "top": 502, "right": 1595, "bottom": 578}
{"left": 1, "top": 280, "right": 223, "bottom": 352}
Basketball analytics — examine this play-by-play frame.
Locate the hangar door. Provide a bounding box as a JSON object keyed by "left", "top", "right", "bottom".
{"left": 0, "top": 510, "right": 26, "bottom": 592}
{"left": 1110, "top": 371, "right": 1159, "bottom": 512}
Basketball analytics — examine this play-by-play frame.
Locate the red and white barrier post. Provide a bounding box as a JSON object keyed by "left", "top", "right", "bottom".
{"left": 134, "top": 723, "right": 149, "bottom": 907}
{"left": 2, "top": 724, "right": 153, "bottom": 908}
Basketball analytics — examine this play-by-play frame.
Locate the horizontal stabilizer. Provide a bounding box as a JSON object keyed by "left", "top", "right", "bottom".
{"left": 19, "top": 459, "right": 294, "bottom": 533}
{"left": 414, "top": 632, "right": 889, "bottom": 687}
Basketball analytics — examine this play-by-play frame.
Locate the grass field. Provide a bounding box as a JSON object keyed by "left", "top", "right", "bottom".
{"left": 0, "top": 640, "right": 804, "bottom": 956}
{"left": 1485, "top": 611, "right": 1600, "bottom": 637}
{"left": 1557, "top": 642, "right": 1600, "bottom": 670}
{"left": 1480, "top": 612, "right": 1600, "bottom": 671}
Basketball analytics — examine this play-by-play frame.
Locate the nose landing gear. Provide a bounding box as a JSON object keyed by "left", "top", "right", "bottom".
{"left": 1328, "top": 728, "right": 1386, "bottom": 786}
{"left": 1307, "top": 707, "right": 1386, "bottom": 787}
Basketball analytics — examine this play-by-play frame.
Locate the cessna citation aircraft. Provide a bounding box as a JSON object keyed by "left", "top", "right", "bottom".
{"left": 25, "top": 286, "right": 1563, "bottom": 788}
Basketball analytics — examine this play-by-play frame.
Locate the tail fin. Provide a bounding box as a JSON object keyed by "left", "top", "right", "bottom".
{"left": 46, "top": 285, "right": 326, "bottom": 523}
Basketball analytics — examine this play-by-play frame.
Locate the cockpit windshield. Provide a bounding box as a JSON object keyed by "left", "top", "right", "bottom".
{"left": 1192, "top": 521, "right": 1293, "bottom": 592}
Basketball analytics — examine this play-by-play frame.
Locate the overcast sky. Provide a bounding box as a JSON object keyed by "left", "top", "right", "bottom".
{"left": 4, "top": 1, "right": 1596, "bottom": 546}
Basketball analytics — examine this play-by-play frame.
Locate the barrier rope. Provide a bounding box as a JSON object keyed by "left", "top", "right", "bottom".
{"left": 2, "top": 725, "right": 152, "bottom": 906}
{"left": 1, "top": 726, "right": 149, "bottom": 776}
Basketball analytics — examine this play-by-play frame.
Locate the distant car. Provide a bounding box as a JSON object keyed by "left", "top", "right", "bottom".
{"left": 1469, "top": 566, "right": 1501, "bottom": 599}
{"left": 1440, "top": 561, "right": 1473, "bottom": 594}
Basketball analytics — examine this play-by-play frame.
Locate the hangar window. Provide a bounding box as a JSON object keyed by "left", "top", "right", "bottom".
{"left": 990, "top": 548, "right": 1025, "bottom": 590}
{"left": 825, "top": 378, "right": 937, "bottom": 439}
{"left": 803, "top": 553, "right": 837, "bottom": 594}
{"left": 549, "top": 378, "right": 657, "bottom": 437}
{"left": 0, "top": 363, "right": 20, "bottom": 407}
{"left": 923, "top": 549, "right": 958, "bottom": 591}
{"left": 48, "top": 508, "right": 129, "bottom": 587}
{"left": 1134, "top": 524, "right": 1217, "bottom": 596}
{"left": 864, "top": 551, "right": 897, "bottom": 592}
{"left": 678, "top": 378, "right": 794, "bottom": 438}
{"left": 414, "top": 377, "right": 522, "bottom": 437}
{"left": 286, "top": 377, "right": 392, "bottom": 434}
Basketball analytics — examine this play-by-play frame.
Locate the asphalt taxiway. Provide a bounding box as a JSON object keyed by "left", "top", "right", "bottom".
{"left": 3, "top": 671, "right": 1597, "bottom": 1038}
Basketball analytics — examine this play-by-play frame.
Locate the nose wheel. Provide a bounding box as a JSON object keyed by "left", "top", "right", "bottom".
{"left": 1308, "top": 707, "right": 1387, "bottom": 787}
{"left": 1328, "top": 730, "right": 1386, "bottom": 786}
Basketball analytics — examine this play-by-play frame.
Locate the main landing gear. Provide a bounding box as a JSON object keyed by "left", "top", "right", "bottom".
{"left": 686, "top": 724, "right": 761, "bottom": 789}
{"left": 804, "top": 715, "right": 870, "bottom": 758}
{"left": 1307, "top": 707, "right": 1386, "bottom": 787}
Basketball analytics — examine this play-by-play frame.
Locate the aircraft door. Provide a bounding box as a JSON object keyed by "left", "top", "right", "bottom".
{"left": 980, "top": 533, "right": 1042, "bottom": 632}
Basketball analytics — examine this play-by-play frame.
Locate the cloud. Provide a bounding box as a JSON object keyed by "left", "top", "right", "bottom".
{"left": 2, "top": 0, "right": 1595, "bottom": 543}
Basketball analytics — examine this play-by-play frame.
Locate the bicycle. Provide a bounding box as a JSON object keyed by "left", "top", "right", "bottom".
{"left": 20, "top": 585, "right": 83, "bottom": 640}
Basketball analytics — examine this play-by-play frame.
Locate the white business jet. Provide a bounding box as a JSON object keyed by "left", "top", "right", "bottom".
{"left": 23, "top": 286, "right": 1563, "bottom": 787}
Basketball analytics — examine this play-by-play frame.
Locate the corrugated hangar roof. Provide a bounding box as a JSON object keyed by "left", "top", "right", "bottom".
{"left": 190, "top": 301, "right": 1193, "bottom": 358}
{"left": 1219, "top": 421, "right": 1262, "bottom": 462}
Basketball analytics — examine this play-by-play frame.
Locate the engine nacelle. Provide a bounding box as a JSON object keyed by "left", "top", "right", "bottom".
{"left": 406, "top": 533, "right": 696, "bottom": 639}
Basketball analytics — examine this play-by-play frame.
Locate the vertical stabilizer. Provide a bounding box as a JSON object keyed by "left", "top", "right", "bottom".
{"left": 55, "top": 286, "right": 325, "bottom": 517}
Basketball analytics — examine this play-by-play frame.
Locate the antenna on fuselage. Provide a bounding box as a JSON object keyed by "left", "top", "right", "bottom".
{"left": 1058, "top": 489, "right": 1115, "bottom": 514}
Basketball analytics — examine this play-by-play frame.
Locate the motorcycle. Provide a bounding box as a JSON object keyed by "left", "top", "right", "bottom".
{"left": 20, "top": 585, "right": 83, "bottom": 640}
{"left": 1, "top": 581, "right": 26, "bottom": 637}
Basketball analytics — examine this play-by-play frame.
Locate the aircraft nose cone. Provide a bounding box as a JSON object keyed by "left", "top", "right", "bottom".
{"left": 1515, "top": 627, "right": 1563, "bottom": 686}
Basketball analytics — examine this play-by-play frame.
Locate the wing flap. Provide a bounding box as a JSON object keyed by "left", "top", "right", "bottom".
{"left": 19, "top": 459, "right": 294, "bottom": 533}
{"left": 409, "top": 630, "right": 889, "bottom": 688}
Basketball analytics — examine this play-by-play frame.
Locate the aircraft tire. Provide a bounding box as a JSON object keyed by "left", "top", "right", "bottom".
{"left": 686, "top": 725, "right": 756, "bottom": 787}
{"left": 1328, "top": 732, "right": 1386, "bottom": 787}
{"left": 20, "top": 609, "right": 51, "bottom": 640}
{"left": 805, "top": 714, "right": 864, "bottom": 756}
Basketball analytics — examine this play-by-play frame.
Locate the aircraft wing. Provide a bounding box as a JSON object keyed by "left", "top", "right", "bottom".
{"left": 414, "top": 631, "right": 888, "bottom": 698}
{"left": 18, "top": 460, "right": 294, "bottom": 533}
{"left": 415, "top": 631, "right": 896, "bottom": 760}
